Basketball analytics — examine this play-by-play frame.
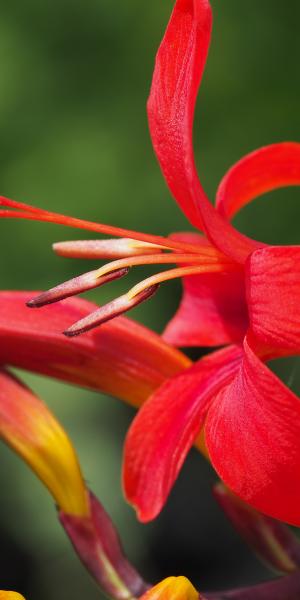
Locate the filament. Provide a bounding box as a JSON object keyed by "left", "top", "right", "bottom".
{"left": 93, "top": 251, "right": 230, "bottom": 278}
{"left": 127, "top": 263, "right": 239, "bottom": 299}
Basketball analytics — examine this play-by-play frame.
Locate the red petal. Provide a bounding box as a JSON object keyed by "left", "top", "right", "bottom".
{"left": 246, "top": 246, "right": 300, "bottom": 352}
{"left": 206, "top": 338, "right": 300, "bottom": 526}
{"left": 0, "top": 292, "right": 190, "bottom": 408}
{"left": 164, "top": 232, "right": 248, "bottom": 346}
{"left": 216, "top": 143, "right": 300, "bottom": 220}
{"left": 148, "top": 0, "right": 258, "bottom": 263}
{"left": 123, "top": 345, "right": 242, "bottom": 522}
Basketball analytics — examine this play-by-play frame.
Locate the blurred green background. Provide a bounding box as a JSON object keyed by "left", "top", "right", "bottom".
{"left": 0, "top": 0, "right": 300, "bottom": 598}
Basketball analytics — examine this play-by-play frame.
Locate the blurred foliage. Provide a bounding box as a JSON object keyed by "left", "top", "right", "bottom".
{"left": 0, "top": 1, "right": 300, "bottom": 598}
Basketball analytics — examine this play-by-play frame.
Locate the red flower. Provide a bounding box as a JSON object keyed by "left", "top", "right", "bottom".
{"left": 124, "top": 0, "right": 300, "bottom": 527}
{"left": 1, "top": 0, "right": 300, "bottom": 528}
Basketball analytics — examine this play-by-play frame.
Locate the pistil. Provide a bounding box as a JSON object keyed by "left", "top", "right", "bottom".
{"left": 0, "top": 195, "right": 209, "bottom": 254}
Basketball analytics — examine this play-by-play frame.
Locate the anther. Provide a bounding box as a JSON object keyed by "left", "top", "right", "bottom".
{"left": 52, "top": 238, "right": 163, "bottom": 260}
{"left": 26, "top": 267, "right": 129, "bottom": 308}
{"left": 63, "top": 285, "right": 159, "bottom": 337}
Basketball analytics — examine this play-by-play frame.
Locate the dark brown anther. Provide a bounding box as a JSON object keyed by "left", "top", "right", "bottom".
{"left": 63, "top": 284, "right": 159, "bottom": 337}
{"left": 26, "top": 267, "right": 129, "bottom": 308}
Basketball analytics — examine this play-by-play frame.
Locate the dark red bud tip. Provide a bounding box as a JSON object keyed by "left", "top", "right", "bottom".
{"left": 26, "top": 267, "right": 129, "bottom": 308}
{"left": 63, "top": 284, "right": 159, "bottom": 337}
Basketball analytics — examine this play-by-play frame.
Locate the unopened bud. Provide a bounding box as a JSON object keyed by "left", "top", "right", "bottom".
{"left": 0, "top": 369, "right": 88, "bottom": 517}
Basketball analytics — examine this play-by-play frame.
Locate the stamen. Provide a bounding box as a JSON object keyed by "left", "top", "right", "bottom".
{"left": 61, "top": 260, "right": 237, "bottom": 337}
{"left": 63, "top": 285, "right": 159, "bottom": 337}
{"left": 92, "top": 250, "right": 231, "bottom": 279}
{"left": 127, "top": 263, "right": 239, "bottom": 299}
{"left": 52, "top": 238, "right": 163, "bottom": 259}
{"left": 26, "top": 267, "right": 129, "bottom": 308}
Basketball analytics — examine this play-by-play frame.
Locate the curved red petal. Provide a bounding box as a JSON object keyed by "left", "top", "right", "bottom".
{"left": 246, "top": 246, "right": 300, "bottom": 352}
{"left": 148, "top": 0, "right": 258, "bottom": 263}
{"left": 123, "top": 345, "right": 242, "bottom": 522}
{"left": 205, "top": 338, "right": 300, "bottom": 526}
{"left": 164, "top": 233, "right": 248, "bottom": 346}
{"left": 0, "top": 292, "right": 190, "bottom": 408}
{"left": 216, "top": 143, "right": 300, "bottom": 220}
{"left": 147, "top": 0, "right": 212, "bottom": 230}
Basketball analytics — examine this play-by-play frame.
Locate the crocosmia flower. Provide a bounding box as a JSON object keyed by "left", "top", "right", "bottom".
{"left": 124, "top": 0, "right": 300, "bottom": 528}
{"left": 1, "top": 0, "right": 300, "bottom": 529}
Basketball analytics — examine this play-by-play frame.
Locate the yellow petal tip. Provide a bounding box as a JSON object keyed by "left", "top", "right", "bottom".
{"left": 0, "top": 592, "right": 26, "bottom": 600}
{"left": 140, "top": 576, "right": 199, "bottom": 600}
{"left": 0, "top": 370, "right": 89, "bottom": 517}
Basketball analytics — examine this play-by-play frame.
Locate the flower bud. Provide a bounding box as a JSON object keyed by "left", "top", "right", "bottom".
{"left": 0, "top": 369, "right": 88, "bottom": 517}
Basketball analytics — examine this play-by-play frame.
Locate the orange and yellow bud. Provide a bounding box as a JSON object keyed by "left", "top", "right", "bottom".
{"left": 140, "top": 577, "right": 199, "bottom": 600}
{"left": 0, "top": 593, "right": 25, "bottom": 600}
{"left": 0, "top": 369, "right": 88, "bottom": 517}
